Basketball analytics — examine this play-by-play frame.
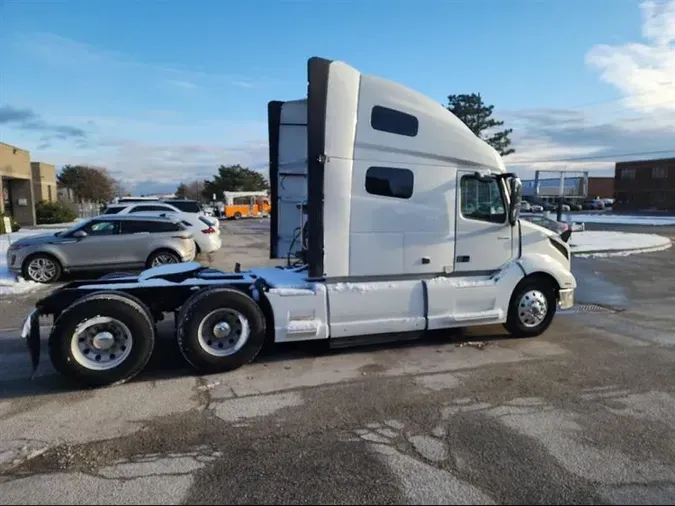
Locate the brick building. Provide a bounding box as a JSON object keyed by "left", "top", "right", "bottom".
{"left": 587, "top": 177, "right": 614, "bottom": 199}
{"left": 614, "top": 157, "right": 675, "bottom": 211}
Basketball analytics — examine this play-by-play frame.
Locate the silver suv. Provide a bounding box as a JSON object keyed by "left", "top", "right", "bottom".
{"left": 6, "top": 215, "right": 196, "bottom": 283}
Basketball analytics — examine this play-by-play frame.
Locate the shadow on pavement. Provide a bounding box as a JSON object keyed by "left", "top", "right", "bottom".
{"left": 0, "top": 322, "right": 513, "bottom": 402}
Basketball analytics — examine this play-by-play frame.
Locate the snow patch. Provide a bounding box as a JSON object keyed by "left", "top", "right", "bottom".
{"left": 570, "top": 231, "right": 672, "bottom": 256}
{"left": 328, "top": 281, "right": 409, "bottom": 293}
{"left": 448, "top": 309, "right": 504, "bottom": 322}
{"left": 570, "top": 214, "right": 675, "bottom": 226}
{"left": 247, "top": 267, "right": 313, "bottom": 288}
{"left": 286, "top": 319, "right": 320, "bottom": 333}
{"left": 268, "top": 287, "right": 316, "bottom": 296}
{"left": 138, "top": 261, "right": 203, "bottom": 280}
{"left": 576, "top": 242, "right": 673, "bottom": 258}
{"left": 427, "top": 276, "right": 495, "bottom": 288}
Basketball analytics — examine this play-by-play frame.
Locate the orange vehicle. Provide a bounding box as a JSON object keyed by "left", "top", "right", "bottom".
{"left": 222, "top": 191, "right": 271, "bottom": 220}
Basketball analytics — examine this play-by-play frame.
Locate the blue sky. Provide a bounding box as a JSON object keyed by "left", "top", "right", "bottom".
{"left": 1, "top": 0, "right": 674, "bottom": 194}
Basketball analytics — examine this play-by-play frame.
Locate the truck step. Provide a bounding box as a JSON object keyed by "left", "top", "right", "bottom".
{"left": 329, "top": 331, "right": 424, "bottom": 350}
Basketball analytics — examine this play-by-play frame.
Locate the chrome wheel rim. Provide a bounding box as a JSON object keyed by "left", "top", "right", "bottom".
{"left": 151, "top": 253, "right": 177, "bottom": 267}
{"left": 197, "top": 309, "right": 250, "bottom": 357}
{"left": 27, "top": 257, "right": 57, "bottom": 283}
{"left": 517, "top": 290, "right": 549, "bottom": 328}
{"left": 71, "top": 316, "right": 133, "bottom": 370}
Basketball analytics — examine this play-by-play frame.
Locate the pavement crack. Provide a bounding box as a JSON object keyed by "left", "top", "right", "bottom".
{"left": 193, "top": 377, "right": 212, "bottom": 409}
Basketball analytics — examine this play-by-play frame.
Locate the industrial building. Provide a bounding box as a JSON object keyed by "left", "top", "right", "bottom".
{"left": 614, "top": 157, "right": 675, "bottom": 211}
{"left": 0, "top": 142, "right": 58, "bottom": 226}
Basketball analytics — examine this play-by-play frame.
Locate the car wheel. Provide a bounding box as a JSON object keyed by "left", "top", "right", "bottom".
{"left": 146, "top": 249, "right": 181, "bottom": 268}
{"left": 176, "top": 288, "right": 266, "bottom": 374}
{"left": 504, "top": 277, "right": 557, "bottom": 338}
{"left": 22, "top": 254, "right": 62, "bottom": 283}
{"left": 233, "top": 212, "right": 242, "bottom": 220}
{"left": 48, "top": 292, "right": 155, "bottom": 387}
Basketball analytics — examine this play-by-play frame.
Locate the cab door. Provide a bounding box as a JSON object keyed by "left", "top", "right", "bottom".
{"left": 454, "top": 171, "right": 515, "bottom": 272}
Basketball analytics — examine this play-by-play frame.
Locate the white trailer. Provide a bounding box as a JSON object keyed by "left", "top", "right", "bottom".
{"left": 21, "top": 57, "right": 576, "bottom": 387}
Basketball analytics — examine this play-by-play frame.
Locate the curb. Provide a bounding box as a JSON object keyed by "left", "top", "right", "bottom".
{"left": 572, "top": 239, "right": 672, "bottom": 257}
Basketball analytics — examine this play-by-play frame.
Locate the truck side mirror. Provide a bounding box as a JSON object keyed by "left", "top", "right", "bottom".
{"left": 508, "top": 177, "right": 522, "bottom": 226}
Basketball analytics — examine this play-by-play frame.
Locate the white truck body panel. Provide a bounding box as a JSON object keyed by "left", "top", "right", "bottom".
{"left": 264, "top": 57, "right": 576, "bottom": 344}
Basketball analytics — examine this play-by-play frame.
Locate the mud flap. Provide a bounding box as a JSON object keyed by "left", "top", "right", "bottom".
{"left": 21, "top": 309, "right": 41, "bottom": 375}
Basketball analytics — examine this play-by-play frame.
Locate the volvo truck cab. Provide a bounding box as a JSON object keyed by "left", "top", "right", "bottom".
{"left": 20, "top": 57, "right": 576, "bottom": 388}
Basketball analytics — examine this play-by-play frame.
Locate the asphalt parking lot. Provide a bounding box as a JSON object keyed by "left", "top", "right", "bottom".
{"left": 1, "top": 219, "right": 674, "bottom": 504}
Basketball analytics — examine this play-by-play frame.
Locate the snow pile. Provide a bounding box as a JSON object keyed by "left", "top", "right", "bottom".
{"left": 571, "top": 231, "right": 672, "bottom": 257}
{"left": 268, "top": 287, "right": 316, "bottom": 296}
{"left": 428, "top": 276, "right": 495, "bottom": 288}
{"left": 286, "top": 319, "right": 320, "bottom": 334}
{"left": 570, "top": 214, "right": 675, "bottom": 226}
{"left": 0, "top": 228, "right": 67, "bottom": 296}
{"left": 328, "top": 281, "right": 410, "bottom": 293}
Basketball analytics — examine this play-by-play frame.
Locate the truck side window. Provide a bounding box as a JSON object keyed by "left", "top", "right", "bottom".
{"left": 365, "top": 166, "right": 414, "bottom": 199}
{"left": 370, "top": 106, "right": 419, "bottom": 137}
{"left": 460, "top": 175, "right": 506, "bottom": 223}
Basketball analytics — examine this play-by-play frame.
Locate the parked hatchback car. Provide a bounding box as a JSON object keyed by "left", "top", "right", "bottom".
{"left": 6, "top": 215, "right": 195, "bottom": 283}
{"left": 178, "top": 215, "right": 222, "bottom": 254}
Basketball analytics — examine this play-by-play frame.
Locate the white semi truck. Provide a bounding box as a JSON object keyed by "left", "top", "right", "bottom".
{"left": 21, "top": 57, "right": 576, "bottom": 387}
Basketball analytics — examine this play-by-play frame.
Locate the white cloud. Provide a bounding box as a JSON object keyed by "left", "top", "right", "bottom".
{"left": 164, "top": 79, "right": 199, "bottom": 90}
{"left": 504, "top": 0, "right": 675, "bottom": 179}
{"left": 585, "top": 0, "right": 675, "bottom": 113}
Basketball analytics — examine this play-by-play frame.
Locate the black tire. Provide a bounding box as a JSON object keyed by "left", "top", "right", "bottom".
{"left": 176, "top": 288, "right": 266, "bottom": 374}
{"left": 233, "top": 211, "right": 242, "bottom": 220}
{"left": 146, "top": 249, "right": 181, "bottom": 268}
{"left": 48, "top": 292, "right": 156, "bottom": 387}
{"left": 504, "top": 276, "right": 557, "bottom": 338}
{"left": 22, "top": 254, "right": 63, "bottom": 283}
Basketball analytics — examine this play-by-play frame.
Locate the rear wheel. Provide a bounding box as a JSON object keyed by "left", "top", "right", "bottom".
{"left": 504, "top": 277, "right": 557, "bottom": 338}
{"left": 22, "top": 254, "right": 62, "bottom": 283}
{"left": 233, "top": 211, "right": 242, "bottom": 220}
{"left": 176, "top": 288, "right": 266, "bottom": 374}
{"left": 48, "top": 292, "right": 155, "bottom": 387}
{"left": 146, "top": 249, "right": 181, "bottom": 268}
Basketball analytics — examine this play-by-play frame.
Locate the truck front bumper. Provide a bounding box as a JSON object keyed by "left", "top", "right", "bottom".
{"left": 558, "top": 288, "right": 575, "bottom": 310}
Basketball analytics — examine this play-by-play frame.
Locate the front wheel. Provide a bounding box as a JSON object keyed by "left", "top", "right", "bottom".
{"left": 48, "top": 292, "right": 156, "bottom": 387}
{"left": 504, "top": 278, "right": 557, "bottom": 338}
{"left": 22, "top": 254, "right": 62, "bottom": 283}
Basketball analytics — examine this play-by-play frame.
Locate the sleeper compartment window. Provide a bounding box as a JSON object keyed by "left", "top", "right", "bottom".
{"left": 365, "top": 166, "right": 414, "bottom": 199}
{"left": 370, "top": 106, "right": 419, "bottom": 137}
